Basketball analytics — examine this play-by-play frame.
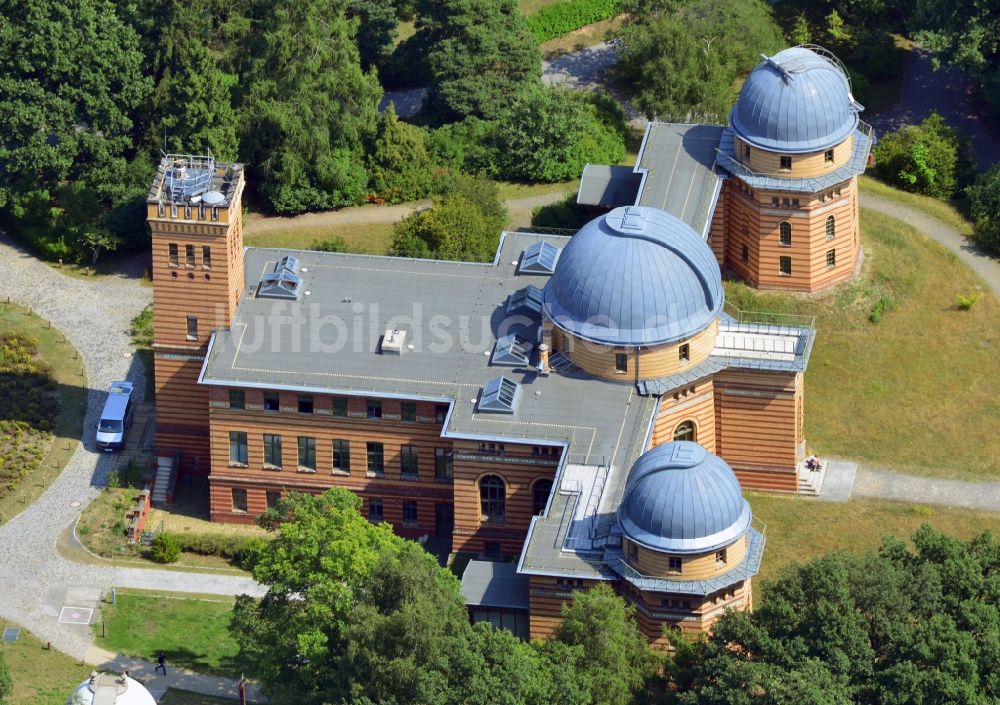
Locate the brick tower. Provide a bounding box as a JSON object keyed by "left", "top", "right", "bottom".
{"left": 714, "top": 45, "right": 872, "bottom": 291}
{"left": 146, "top": 155, "right": 245, "bottom": 474}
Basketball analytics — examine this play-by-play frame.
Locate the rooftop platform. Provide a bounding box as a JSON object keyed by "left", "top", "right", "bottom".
{"left": 461, "top": 560, "right": 530, "bottom": 610}
{"left": 577, "top": 164, "right": 643, "bottom": 208}
{"left": 147, "top": 154, "right": 244, "bottom": 207}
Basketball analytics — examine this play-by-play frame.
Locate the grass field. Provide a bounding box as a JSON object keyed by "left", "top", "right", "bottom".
{"left": 0, "top": 624, "right": 91, "bottom": 705}
{"left": 539, "top": 15, "right": 623, "bottom": 56}
{"left": 0, "top": 303, "right": 87, "bottom": 526}
{"left": 727, "top": 208, "right": 1000, "bottom": 481}
{"left": 859, "top": 175, "right": 974, "bottom": 236}
{"left": 94, "top": 590, "right": 247, "bottom": 678}
{"left": 750, "top": 494, "right": 1000, "bottom": 585}
{"left": 244, "top": 221, "right": 396, "bottom": 254}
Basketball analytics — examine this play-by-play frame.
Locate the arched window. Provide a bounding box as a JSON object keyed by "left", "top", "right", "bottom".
{"left": 532, "top": 478, "right": 553, "bottom": 515}
{"left": 826, "top": 215, "right": 836, "bottom": 241}
{"left": 480, "top": 475, "right": 506, "bottom": 524}
{"left": 779, "top": 222, "right": 791, "bottom": 247}
{"left": 673, "top": 421, "right": 696, "bottom": 442}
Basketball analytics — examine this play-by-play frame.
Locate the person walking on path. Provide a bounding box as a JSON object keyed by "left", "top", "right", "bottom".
{"left": 155, "top": 652, "right": 167, "bottom": 676}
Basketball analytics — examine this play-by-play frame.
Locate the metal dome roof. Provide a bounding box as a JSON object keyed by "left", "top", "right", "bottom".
{"left": 730, "top": 45, "right": 862, "bottom": 154}
{"left": 541, "top": 206, "right": 723, "bottom": 347}
{"left": 618, "top": 442, "right": 751, "bottom": 554}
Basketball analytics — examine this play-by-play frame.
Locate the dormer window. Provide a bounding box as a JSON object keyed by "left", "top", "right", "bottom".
{"left": 780, "top": 156, "right": 792, "bottom": 171}
{"left": 824, "top": 148, "right": 834, "bottom": 163}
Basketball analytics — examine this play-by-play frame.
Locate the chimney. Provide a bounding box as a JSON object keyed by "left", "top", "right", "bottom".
{"left": 538, "top": 343, "right": 550, "bottom": 375}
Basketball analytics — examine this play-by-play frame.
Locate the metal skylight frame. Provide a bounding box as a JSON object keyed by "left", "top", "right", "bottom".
{"left": 506, "top": 285, "right": 544, "bottom": 316}
{"left": 257, "top": 269, "right": 302, "bottom": 300}
{"left": 491, "top": 333, "right": 531, "bottom": 367}
{"left": 477, "top": 376, "right": 521, "bottom": 414}
{"left": 275, "top": 255, "right": 300, "bottom": 275}
{"left": 519, "top": 241, "right": 561, "bottom": 275}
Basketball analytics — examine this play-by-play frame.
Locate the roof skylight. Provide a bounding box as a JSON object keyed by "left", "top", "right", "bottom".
{"left": 519, "top": 241, "right": 561, "bottom": 275}
{"left": 506, "top": 285, "right": 543, "bottom": 316}
{"left": 477, "top": 376, "right": 521, "bottom": 414}
{"left": 491, "top": 334, "right": 531, "bottom": 366}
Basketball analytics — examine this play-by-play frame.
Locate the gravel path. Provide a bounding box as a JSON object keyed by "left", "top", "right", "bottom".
{"left": 0, "top": 234, "right": 264, "bottom": 666}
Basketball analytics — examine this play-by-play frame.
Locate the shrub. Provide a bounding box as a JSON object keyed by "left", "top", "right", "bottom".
{"left": 968, "top": 163, "right": 1000, "bottom": 254}
{"left": 367, "top": 105, "right": 436, "bottom": 203}
{"left": 873, "top": 113, "right": 976, "bottom": 199}
{"left": 311, "top": 236, "right": 349, "bottom": 253}
{"left": 532, "top": 193, "right": 593, "bottom": 230}
{"left": 956, "top": 293, "right": 978, "bottom": 310}
{"left": 149, "top": 533, "right": 182, "bottom": 563}
{"left": 526, "top": 0, "right": 618, "bottom": 42}
{"left": 174, "top": 533, "right": 265, "bottom": 561}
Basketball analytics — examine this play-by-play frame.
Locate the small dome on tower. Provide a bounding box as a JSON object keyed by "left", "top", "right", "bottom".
{"left": 730, "top": 45, "right": 861, "bottom": 154}
{"left": 541, "top": 206, "right": 722, "bottom": 347}
{"left": 618, "top": 442, "right": 751, "bottom": 553}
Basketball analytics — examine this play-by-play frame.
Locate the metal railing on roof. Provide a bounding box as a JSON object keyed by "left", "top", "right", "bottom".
{"left": 722, "top": 300, "right": 815, "bottom": 334}
{"left": 716, "top": 121, "right": 874, "bottom": 189}
{"left": 785, "top": 44, "right": 853, "bottom": 90}
{"left": 162, "top": 153, "right": 215, "bottom": 202}
{"left": 512, "top": 226, "right": 580, "bottom": 237}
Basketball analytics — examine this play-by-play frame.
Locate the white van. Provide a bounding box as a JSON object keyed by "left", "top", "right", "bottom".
{"left": 96, "top": 381, "right": 134, "bottom": 452}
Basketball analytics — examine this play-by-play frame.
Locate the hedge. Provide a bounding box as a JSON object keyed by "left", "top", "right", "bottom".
{"left": 168, "top": 532, "right": 267, "bottom": 560}
{"left": 526, "top": 0, "right": 618, "bottom": 43}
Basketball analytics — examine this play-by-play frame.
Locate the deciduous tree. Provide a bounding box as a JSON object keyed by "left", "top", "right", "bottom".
{"left": 968, "top": 163, "right": 1000, "bottom": 253}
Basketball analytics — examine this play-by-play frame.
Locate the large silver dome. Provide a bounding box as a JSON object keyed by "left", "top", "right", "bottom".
{"left": 618, "top": 442, "right": 751, "bottom": 554}
{"left": 730, "top": 46, "right": 861, "bottom": 154}
{"left": 541, "top": 206, "right": 722, "bottom": 347}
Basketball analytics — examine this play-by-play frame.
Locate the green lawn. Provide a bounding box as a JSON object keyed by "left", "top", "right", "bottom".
{"left": 94, "top": 590, "right": 248, "bottom": 678}
{"left": 750, "top": 494, "right": 1000, "bottom": 586}
{"left": 0, "top": 303, "right": 87, "bottom": 526}
{"left": 859, "top": 175, "right": 973, "bottom": 236}
{"left": 0, "top": 624, "right": 91, "bottom": 705}
{"left": 727, "top": 208, "right": 1000, "bottom": 481}
{"left": 244, "top": 221, "right": 396, "bottom": 254}
{"left": 159, "top": 689, "right": 241, "bottom": 705}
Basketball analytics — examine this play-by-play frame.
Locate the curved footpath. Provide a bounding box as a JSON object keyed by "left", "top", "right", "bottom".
{"left": 0, "top": 235, "right": 265, "bottom": 701}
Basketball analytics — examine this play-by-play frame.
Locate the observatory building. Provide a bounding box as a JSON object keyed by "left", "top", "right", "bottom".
{"left": 66, "top": 673, "right": 157, "bottom": 705}
{"left": 143, "top": 47, "right": 841, "bottom": 645}
{"left": 580, "top": 45, "right": 872, "bottom": 292}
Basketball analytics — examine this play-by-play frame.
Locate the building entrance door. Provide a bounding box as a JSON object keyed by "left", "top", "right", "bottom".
{"left": 435, "top": 503, "right": 454, "bottom": 536}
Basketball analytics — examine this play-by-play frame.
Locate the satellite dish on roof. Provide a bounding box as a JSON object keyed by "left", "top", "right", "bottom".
{"left": 202, "top": 191, "right": 225, "bottom": 205}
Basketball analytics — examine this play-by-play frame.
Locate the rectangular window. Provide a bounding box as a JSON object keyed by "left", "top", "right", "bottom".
{"left": 791, "top": 198, "right": 800, "bottom": 208}
{"left": 202, "top": 245, "right": 212, "bottom": 269}
{"left": 332, "top": 397, "right": 348, "bottom": 417}
{"left": 741, "top": 244, "right": 749, "bottom": 264}
{"left": 779, "top": 156, "right": 792, "bottom": 171}
{"left": 229, "top": 389, "right": 245, "bottom": 410}
{"left": 779, "top": 256, "right": 792, "bottom": 276}
{"left": 333, "top": 439, "right": 351, "bottom": 473}
{"left": 229, "top": 431, "right": 248, "bottom": 465}
{"left": 435, "top": 448, "right": 454, "bottom": 482}
{"left": 615, "top": 353, "right": 628, "bottom": 373}
{"left": 819, "top": 193, "right": 826, "bottom": 203}
{"left": 781, "top": 197, "right": 790, "bottom": 207}
{"left": 232, "top": 488, "right": 248, "bottom": 513}
{"left": 367, "top": 399, "right": 382, "bottom": 419}
{"left": 186, "top": 316, "right": 198, "bottom": 340}
{"left": 679, "top": 343, "right": 690, "bottom": 363}
{"left": 368, "top": 498, "right": 384, "bottom": 523}
{"left": 401, "top": 402, "right": 417, "bottom": 422}
{"left": 400, "top": 444, "right": 419, "bottom": 478}
{"left": 263, "top": 392, "right": 279, "bottom": 412}
{"left": 715, "top": 548, "right": 728, "bottom": 565}
{"left": 668, "top": 556, "right": 682, "bottom": 573}
{"left": 297, "top": 395, "right": 313, "bottom": 414}
{"left": 168, "top": 243, "right": 178, "bottom": 266}
{"left": 266, "top": 491, "right": 281, "bottom": 509}
{"left": 826, "top": 248, "right": 836, "bottom": 268}
{"left": 297, "top": 436, "right": 316, "bottom": 471}
{"left": 367, "top": 442, "right": 384, "bottom": 476}
{"left": 771, "top": 196, "right": 779, "bottom": 207}
{"left": 824, "top": 148, "right": 835, "bottom": 163}
{"left": 403, "top": 500, "right": 418, "bottom": 525}
{"left": 263, "top": 433, "right": 282, "bottom": 468}
{"left": 185, "top": 244, "right": 196, "bottom": 267}
{"left": 435, "top": 404, "right": 449, "bottom": 424}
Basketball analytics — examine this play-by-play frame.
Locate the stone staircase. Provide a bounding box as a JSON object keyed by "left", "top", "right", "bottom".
{"left": 151, "top": 454, "right": 177, "bottom": 506}
{"left": 797, "top": 459, "right": 827, "bottom": 497}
